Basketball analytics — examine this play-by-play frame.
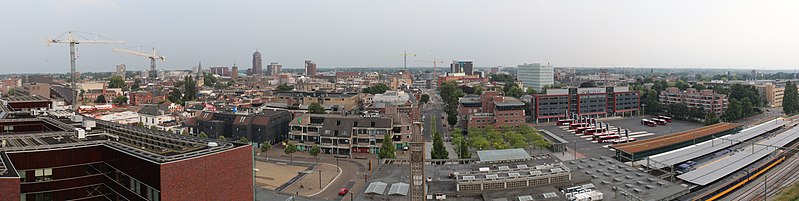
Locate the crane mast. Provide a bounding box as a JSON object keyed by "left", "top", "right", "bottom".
{"left": 47, "top": 30, "right": 124, "bottom": 111}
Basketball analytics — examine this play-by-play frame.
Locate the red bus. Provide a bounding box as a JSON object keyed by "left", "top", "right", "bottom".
{"left": 597, "top": 135, "right": 620, "bottom": 143}
{"left": 658, "top": 116, "right": 672, "bottom": 122}
{"left": 570, "top": 123, "right": 588, "bottom": 129}
{"left": 592, "top": 131, "right": 617, "bottom": 139}
{"left": 610, "top": 137, "right": 637, "bottom": 144}
{"left": 576, "top": 127, "right": 591, "bottom": 134}
{"left": 557, "top": 119, "right": 574, "bottom": 126}
{"left": 585, "top": 128, "right": 607, "bottom": 135}
{"left": 653, "top": 118, "right": 667, "bottom": 125}
{"left": 641, "top": 119, "right": 656, "bottom": 127}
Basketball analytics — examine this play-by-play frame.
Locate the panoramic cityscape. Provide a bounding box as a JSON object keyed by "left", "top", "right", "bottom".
{"left": 3, "top": 1, "right": 799, "bottom": 201}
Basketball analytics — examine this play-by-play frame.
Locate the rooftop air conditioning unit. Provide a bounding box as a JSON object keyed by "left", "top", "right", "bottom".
{"left": 70, "top": 115, "right": 84, "bottom": 123}
{"left": 76, "top": 128, "right": 86, "bottom": 139}
{"left": 82, "top": 120, "right": 96, "bottom": 131}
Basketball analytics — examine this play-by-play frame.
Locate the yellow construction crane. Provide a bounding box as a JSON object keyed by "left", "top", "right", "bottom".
{"left": 416, "top": 58, "right": 445, "bottom": 78}
{"left": 401, "top": 51, "right": 416, "bottom": 70}
{"left": 47, "top": 30, "right": 125, "bottom": 111}
{"left": 112, "top": 47, "right": 165, "bottom": 80}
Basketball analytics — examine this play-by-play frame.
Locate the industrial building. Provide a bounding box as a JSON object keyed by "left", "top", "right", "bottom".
{"left": 0, "top": 96, "right": 254, "bottom": 201}
{"left": 530, "top": 87, "right": 640, "bottom": 123}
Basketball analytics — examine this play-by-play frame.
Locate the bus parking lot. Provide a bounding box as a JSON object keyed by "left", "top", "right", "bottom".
{"left": 538, "top": 115, "right": 704, "bottom": 158}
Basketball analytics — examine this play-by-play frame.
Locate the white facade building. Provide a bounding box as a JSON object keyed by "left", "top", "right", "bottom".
{"left": 517, "top": 63, "right": 554, "bottom": 92}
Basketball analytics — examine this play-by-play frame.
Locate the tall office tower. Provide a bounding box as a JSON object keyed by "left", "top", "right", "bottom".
{"left": 450, "top": 60, "right": 473, "bottom": 75}
{"left": 305, "top": 60, "right": 317, "bottom": 78}
{"left": 231, "top": 65, "right": 238, "bottom": 80}
{"left": 115, "top": 64, "right": 126, "bottom": 78}
{"left": 252, "top": 50, "right": 263, "bottom": 75}
{"left": 517, "top": 63, "right": 554, "bottom": 91}
{"left": 267, "top": 62, "right": 282, "bottom": 76}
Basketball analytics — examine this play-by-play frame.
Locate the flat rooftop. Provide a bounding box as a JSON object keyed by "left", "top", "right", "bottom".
{"left": 611, "top": 123, "right": 741, "bottom": 154}
{"left": 677, "top": 124, "right": 799, "bottom": 185}
{"left": 0, "top": 116, "right": 242, "bottom": 165}
{"left": 644, "top": 119, "right": 785, "bottom": 169}
{"left": 1, "top": 95, "right": 50, "bottom": 103}
{"left": 477, "top": 149, "right": 532, "bottom": 163}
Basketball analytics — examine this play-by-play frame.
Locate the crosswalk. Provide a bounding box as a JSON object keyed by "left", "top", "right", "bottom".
{"left": 558, "top": 124, "right": 655, "bottom": 151}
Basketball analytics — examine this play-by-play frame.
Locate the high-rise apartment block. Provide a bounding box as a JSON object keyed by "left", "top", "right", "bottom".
{"left": 267, "top": 62, "right": 282, "bottom": 76}
{"left": 305, "top": 60, "right": 317, "bottom": 78}
{"left": 450, "top": 60, "right": 473, "bottom": 75}
{"left": 517, "top": 63, "right": 554, "bottom": 91}
{"left": 115, "top": 64, "right": 126, "bottom": 78}
{"left": 252, "top": 51, "right": 262, "bottom": 75}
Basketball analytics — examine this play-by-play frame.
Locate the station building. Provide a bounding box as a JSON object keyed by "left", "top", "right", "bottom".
{"left": 531, "top": 87, "right": 640, "bottom": 123}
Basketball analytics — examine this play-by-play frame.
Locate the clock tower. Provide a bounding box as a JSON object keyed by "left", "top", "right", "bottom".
{"left": 409, "top": 122, "right": 426, "bottom": 201}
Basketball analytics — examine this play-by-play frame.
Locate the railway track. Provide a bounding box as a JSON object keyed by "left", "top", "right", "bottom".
{"left": 730, "top": 142, "right": 799, "bottom": 201}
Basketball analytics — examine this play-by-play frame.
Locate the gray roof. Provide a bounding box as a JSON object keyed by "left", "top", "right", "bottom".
{"left": 645, "top": 119, "right": 785, "bottom": 169}
{"left": 678, "top": 124, "right": 799, "bottom": 185}
{"left": 566, "top": 156, "right": 689, "bottom": 200}
{"left": 365, "top": 182, "right": 388, "bottom": 195}
{"left": 477, "top": 149, "right": 532, "bottom": 162}
{"left": 137, "top": 104, "right": 170, "bottom": 116}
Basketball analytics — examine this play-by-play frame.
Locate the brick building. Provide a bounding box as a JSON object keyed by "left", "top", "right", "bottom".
{"left": 287, "top": 113, "right": 412, "bottom": 155}
{"left": 0, "top": 97, "right": 253, "bottom": 201}
{"left": 531, "top": 87, "right": 640, "bottom": 123}
{"left": 458, "top": 91, "right": 526, "bottom": 129}
{"left": 659, "top": 87, "right": 728, "bottom": 117}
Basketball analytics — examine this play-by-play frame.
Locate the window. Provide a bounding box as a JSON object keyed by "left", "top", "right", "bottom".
{"left": 20, "top": 170, "right": 26, "bottom": 182}
{"left": 337, "top": 121, "right": 341, "bottom": 126}
{"left": 34, "top": 168, "right": 52, "bottom": 182}
{"left": 34, "top": 193, "right": 53, "bottom": 201}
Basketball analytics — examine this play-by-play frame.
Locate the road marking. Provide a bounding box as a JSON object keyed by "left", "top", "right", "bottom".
{"left": 308, "top": 164, "right": 344, "bottom": 197}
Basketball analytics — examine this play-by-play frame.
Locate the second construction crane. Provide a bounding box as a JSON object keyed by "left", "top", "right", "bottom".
{"left": 113, "top": 47, "right": 165, "bottom": 80}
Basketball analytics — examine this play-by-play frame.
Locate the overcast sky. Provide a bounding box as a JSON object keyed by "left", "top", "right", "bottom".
{"left": 1, "top": 0, "right": 798, "bottom": 73}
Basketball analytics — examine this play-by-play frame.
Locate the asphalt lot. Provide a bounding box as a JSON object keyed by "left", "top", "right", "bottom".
{"left": 538, "top": 115, "right": 704, "bottom": 158}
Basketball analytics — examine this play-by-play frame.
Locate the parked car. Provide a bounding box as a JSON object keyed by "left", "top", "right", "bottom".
{"left": 339, "top": 188, "right": 349, "bottom": 196}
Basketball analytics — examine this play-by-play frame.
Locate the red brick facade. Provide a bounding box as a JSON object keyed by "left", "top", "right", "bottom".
{"left": 0, "top": 178, "right": 20, "bottom": 201}
{"left": 159, "top": 145, "right": 254, "bottom": 201}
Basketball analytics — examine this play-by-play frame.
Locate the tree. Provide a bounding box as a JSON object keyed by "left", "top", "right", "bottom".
{"left": 131, "top": 79, "right": 142, "bottom": 91}
{"left": 261, "top": 141, "right": 272, "bottom": 160}
{"left": 108, "top": 75, "right": 126, "bottom": 89}
{"left": 693, "top": 84, "right": 706, "bottom": 90}
{"left": 275, "top": 83, "right": 294, "bottom": 92}
{"left": 420, "top": 94, "right": 430, "bottom": 104}
{"left": 674, "top": 80, "right": 689, "bottom": 90}
{"left": 218, "top": 135, "right": 226, "bottom": 141}
{"left": 431, "top": 131, "right": 449, "bottom": 159}
{"left": 284, "top": 142, "right": 298, "bottom": 161}
{"left": 723, "top": 99, "right": 743, "bottom": 121}
{"left": 525, "top": 87, "right": 537, "bottom": 95}
{"left": 579, "top": 81, "right": 597, "bottom": 88}
{"left": 198, "top": 132, "right": 208, "bottom": 139}
{"left": 439, "top": 81, "right": 465, "bottom": 126}
{"left": 203, "top": 73, "right": 217, "bottom": 87}
{"left": 6, "top": 88, "right": 14, "bottom": 96}
{"left": 113, "top": 96, "right": 128, "bottom": 105}
{"left": 378, "top": 134, "right": 396, "bottom": 159}
{"left": 704, "top": 113, "right": 721, "bottom": 125}
{"left": 362, "top": 83, "right": 390, "bottom": 94}
{"left": 784, "top": 81, "right": 799, "bottom": 114}
{"left": 504, "top": 85, "right": 524, "bottom": 98}
{"left": 168, "top": 88, "right": 183, "bottom": 105}
{"left": 182, "top": 75, "right": 197, "bottom": 103}
{"left": 309, "top": 102, "right": 326, "bottom": 114}
{"left": 489, "top": 74, "right": 515, "bottom": 83}
{"left": 309, "top": 145, "right": 321, "bottom": 163}
{"left": 94, "top": 95, "right": 107, "bottom": 103}
{"left": 474, "top": 86, "right": 484, "bottom": 95}
{"left": 239, "top": 136, "right": 249, "bottom": 143}
{"left": 451, "top": 128, "right": 471, "bottom": 159}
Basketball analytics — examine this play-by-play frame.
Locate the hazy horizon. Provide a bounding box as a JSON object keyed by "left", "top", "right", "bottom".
{"left": 2, "top": 0, "right": 798, "bottom": 73}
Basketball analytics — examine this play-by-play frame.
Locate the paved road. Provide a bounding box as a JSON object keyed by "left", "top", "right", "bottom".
{"left": 422, "top": 89, "right": 446, "bottom": 142}
{"left": 262, "top": 149, "right": 370, "bottom": 200}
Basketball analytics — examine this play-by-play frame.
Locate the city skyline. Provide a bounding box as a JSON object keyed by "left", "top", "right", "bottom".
{"left": 2, "top": 0, "right": 799, "bottom": 73}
